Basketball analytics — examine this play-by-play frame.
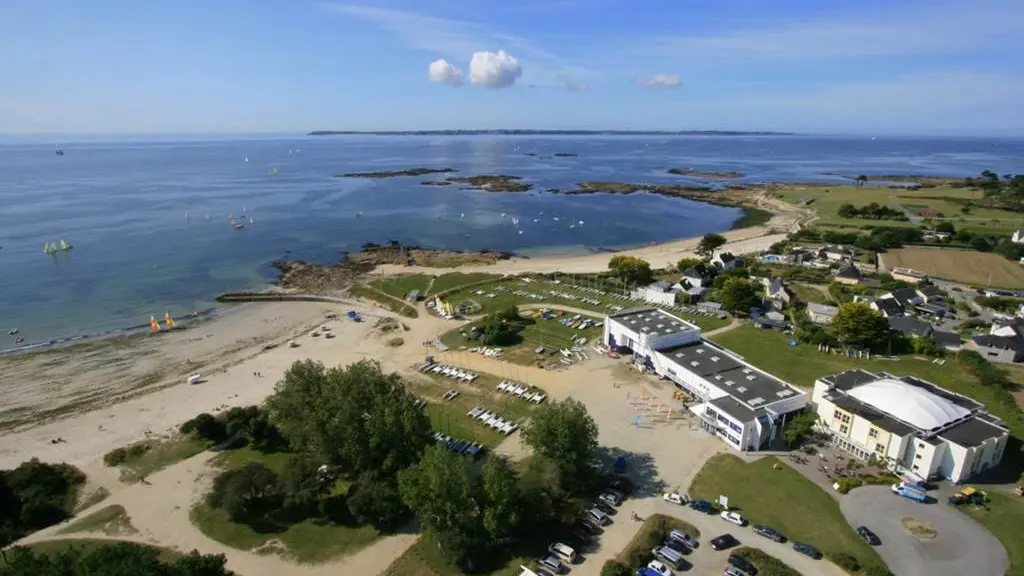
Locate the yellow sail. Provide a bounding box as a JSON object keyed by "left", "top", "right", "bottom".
{"left": 164, "top": 312, "right": 175, "bottom": 328}
{"left": 150, "top": 316, "right": 160, "bottom": 331}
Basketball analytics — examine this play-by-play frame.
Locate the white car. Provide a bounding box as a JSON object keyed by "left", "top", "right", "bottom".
{"left": 663, "top": 492, "right": 685, "bottom": 505}
{"left": 720, "top": 510, "right": 746, "bottom": 526}
{"left": 647, "top": 559, "right": 673, "bottom": 576}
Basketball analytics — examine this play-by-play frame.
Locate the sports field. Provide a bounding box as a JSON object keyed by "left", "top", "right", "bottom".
{"left": 880, "top": 248, "right": 1024, "bottom": 289}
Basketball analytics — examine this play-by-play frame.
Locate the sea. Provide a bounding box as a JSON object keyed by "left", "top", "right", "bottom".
{"left": 2, "top": 133, "right": 1024, "bottom": 347}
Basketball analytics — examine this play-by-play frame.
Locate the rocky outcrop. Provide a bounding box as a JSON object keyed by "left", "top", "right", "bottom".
{"left": 338, "top": 167, "right": 456, "bottom": 178}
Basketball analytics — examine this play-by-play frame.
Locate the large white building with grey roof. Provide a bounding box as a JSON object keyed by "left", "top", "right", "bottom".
{"left": 812, "top": 370, "right": 1009, "bottom": 483}
{"left": 603, "top": 308, "right": 808, "bottom": 451}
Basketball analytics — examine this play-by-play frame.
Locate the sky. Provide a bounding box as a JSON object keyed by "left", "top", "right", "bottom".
{"left": 1, "top": 0, "right": 1023, "bottom": 134}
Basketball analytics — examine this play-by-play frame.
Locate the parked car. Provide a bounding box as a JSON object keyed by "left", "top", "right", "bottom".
{"left": 608, "top": 477, "right": 634, "bottom": 494}
{"left": 710, "top": 534, "right": 740, "bottom": 551}
{"left": 727, "top": 554, "right": 758, "bottom": 576}
{"left": 537, "top": 555, "right": 566, "bottom": 574}
{"left": 689, "top": 499, "right": 715, "bottom": 513}
{"left": 586, "top": 507, "right": 612, "bottom": 526}
{"left": 593, "top": 499, "right": 616, "bottom": 514}
{"left": 752, "top": 524, "right": 786, "bottom": 543}
{"left": 668, "top": 529, "right": 698, "bottom": 550}
{"left": 663, "top": 492, "right": 685, "bottom": 505}
{"left": 724, "top": 567, "right": 745, "bottom": 576}
{"left": 720, "top": 511, "right": 746, "bottom": 526}
{"left": 661, "top": 537, "right": 688, "bottom": 555}
{"left": 792, "top": 542, "right": 823, "bottom": 559}
{"left": 548, "top": 542, "right": 577, "bottom": 564}
{"left": 599, "top": 491, "right": 623, "bottom": 507}
{"left": 857, "top": 526, "right": 881, "bottom": 546}
{"left": 646, "top": 559, "right": 673, "bottom": 576}
{"left": 570, "top": 527, "right": 592, "bottom": 544}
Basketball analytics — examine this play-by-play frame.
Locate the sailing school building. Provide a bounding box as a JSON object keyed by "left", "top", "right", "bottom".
{"left": 603, "top": 308, "right": 808, "bottom": 451}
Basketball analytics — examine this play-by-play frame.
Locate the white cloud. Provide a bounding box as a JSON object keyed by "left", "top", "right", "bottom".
{"left": 469, "top": 50, "right": 523, "bottom": 88}
{"left": 428, "top": 58, "right": 464, "bottom": 86}
{"left": 637, "top": 74, "right": 681, "bottom": 88}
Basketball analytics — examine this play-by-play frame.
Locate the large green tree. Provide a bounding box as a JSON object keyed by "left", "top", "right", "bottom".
{"left": 0, "top": 542, "right": 233, "bottom": 576}
{"left": 696, "top": 233, "right": 727, "bottom": 259}
{"left": 608, "top": 255, "right": 653, "bottom": 286}
{"left": 521, "top": 398, "right": 598, "bottom": 492}
{"left": 267, "top": 360, "right": 433, "bottom": 476}
{"left": 206, "top": 462, "right": 281, "bottom": 521}
{"left": 480, "top": 456, "right": 522, "bottom": 541}
{"left": 717, "top": 277, "right": 762, "bottom": 316}
{"left": 830, "top": 302, "right": 890, "bottom": 349}
{"left": 347, "top": 471, "right": 410, "bottom": 532}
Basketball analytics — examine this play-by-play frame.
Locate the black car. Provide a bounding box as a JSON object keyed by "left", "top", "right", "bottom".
{"left": 592, "top": 499, "right": 616, "bottom": 514}
{"left": 727, "top": 554, "right": 758, "bottom": 576}
{"left": 857, "top": 526, "right": 881, "bottom": 546}
{"left": 662, "top": 537, "right": 689, "bottom": 554}
{"left": 752, "top": 524, "right": 786, "bottom": 543}
{"left": 710, "top": 534, "right": 740, "bottom": 551}
{"left": 792, "top": 542, "right": 823, "bottom": 559}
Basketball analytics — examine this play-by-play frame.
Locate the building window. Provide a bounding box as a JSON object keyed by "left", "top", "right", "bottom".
{"left": 868, "top": 428, "right": 879, "bottom": 439}
{"left": 912, "top": 464, "right": 920, "bottom": 471}
{"left": 729, "top": 422, "right": 742, "bottom": 433}
{"left": 839, "top": 424, "right": 849, "bottom": 435}
{"left": 915, "top": 454, "right": 922, "bottom": 460}
{"left": 875, "top": 443, "right": 885, "bottom": 453}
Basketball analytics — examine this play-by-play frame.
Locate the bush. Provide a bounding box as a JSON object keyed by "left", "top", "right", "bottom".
{"left": 830, "top": 552, "right": 861, "bottom": 572}
{"left": 0, "top": 459, "right": 87, "bottom": 546}
{"left": 600, "top": 560, "right": 633, "bottom": 576}
{"left": 192, "top": 413, "right": 227, "bottom": 442}
{"left": 835, "top": 477, "right": 864, "bottom": 493}
{"left": 861, "top": 561, "right": 894, "bottom": 576}
{"left": 103, "top": 447, "right": 128, "bottom": 467}
{"left": 734, "top": 547, "right": 801, "bottom": 576}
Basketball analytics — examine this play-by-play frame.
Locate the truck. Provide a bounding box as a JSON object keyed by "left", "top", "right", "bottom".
{"left": 891, "top": 482, "right": 927, "bottom": 502}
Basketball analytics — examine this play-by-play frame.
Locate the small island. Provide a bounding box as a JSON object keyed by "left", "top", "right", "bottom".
{"left": 668, "top": 168, "right": 745, "bottom": 179}
{"left": 553, "top": 153, "right": 578, "bottom": 157}
{"left": 337, "top": 167, "right": 457, "bottom": 178}
{"left": 566, "top": 181, "right": 712, "bottom": 195}
{"left": 424, "top": 174, "right": 533, "bottom": 192}
{"left": 421, "top": 180, "right": 453, "bottom": 186}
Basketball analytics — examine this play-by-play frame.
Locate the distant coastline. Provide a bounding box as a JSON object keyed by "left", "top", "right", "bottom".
{"left": 308, "top": 129, "right": 796, "bottom": 136}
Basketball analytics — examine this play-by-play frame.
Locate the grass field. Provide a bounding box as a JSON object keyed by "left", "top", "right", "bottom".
{"left": 108, "top": 435, "right": 209, "bottom": 483}
{"left": 348, "top": 284, "right": 418, "bottom": 317}
{"left": 689, "top": 454, "right": 883, "bottom": 569}
{"left": 710, "top": 326, "right": 1024, "bottom": 440}
{"left": 880, "top": 248, "right": 1024, "bottom": 289}
{"left": 58, "top": 504, "right": 135, "bottom": 536}
{"left": 370, "top": 274, "right": 433, "bottom": 299}
{"left": 428, "top": 272, "right": 503, "bottom": 295}
{"left": 787, "top": 283, "right": 833, "bottom": 304}
{"left": 959, "top": 490, "right": 1024, "bottom": 576}
{"left": 381, "top": 533, "right": 531, "bottom": 576}
{"left": 440, "top": 310, "right": 602, "bottom": 366}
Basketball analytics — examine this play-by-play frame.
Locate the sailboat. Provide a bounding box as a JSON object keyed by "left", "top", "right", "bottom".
{"left": 43, "top": 242, "right": 58, "bottom": 254}
{"left": 59, "top": 239, "right": 72, "bottom": 251}
{"left": 230, "top": 216, "right": 245, "bottom": 230}
{"left": 55, "top": 148, "right": 64, "bottom": 156}
{"left": 269, "top": 168, "right": 279, "bottom": 177}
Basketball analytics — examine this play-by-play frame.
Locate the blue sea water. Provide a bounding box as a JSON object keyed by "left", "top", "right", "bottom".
{"left": 1, "top": 134, "right": 1023, "bottom": 344}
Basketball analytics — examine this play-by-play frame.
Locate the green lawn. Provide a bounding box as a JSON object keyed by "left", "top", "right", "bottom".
{"left": 109, "top": 435, "right": 210, "bottom": 483}
{"left": 788, "top": 283, "right": 832, "bottom": 305}
{"left": 415, "top": 371, "right": 544, "bottom": 447}
{"left": 709, "top": 326, "right": 1024, "bottom": 440}
{"left": 689, "top": 454, "right": 883, "bottom": 569}
{"left": 614, "top": 514, "right": 700, "bottom": 568}
{"left": 58, "top": 504, "right": 134, "bottom": 536}
{"left": 348, "top": 284, "right": 418, "bottom": 317}
{"left": 428, "top": 272, "right": 503, "bottom": 296}
{"left": 370, "top": 274, "right": 433, "bottom": 299}
{"left": 959, "top": 490, "right": 1024, "bottom": 576}
{"left": 18, "top": 539, "right": 181, "bottom": 562}
{"left": 440, "top": 310, "right": 602, "bottom": 366}
{"left": 381, "top": 533, "right": 532, "bottom": 576}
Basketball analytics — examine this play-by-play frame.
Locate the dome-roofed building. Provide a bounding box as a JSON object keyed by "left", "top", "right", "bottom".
{"left": 812, "top": 370, "right": 1009, "bottom": 483}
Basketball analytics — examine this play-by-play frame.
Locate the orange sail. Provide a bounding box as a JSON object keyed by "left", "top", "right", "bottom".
{"left": 164, "top": 312, "right": 175, "bottom": 328}
{"left": 150, "top": 316, "right": 160, "bottom": 331}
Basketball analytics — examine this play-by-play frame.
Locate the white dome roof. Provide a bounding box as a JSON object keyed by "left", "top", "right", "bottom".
{"left": 847, "top": 378, "right": 970, "bottom": 431}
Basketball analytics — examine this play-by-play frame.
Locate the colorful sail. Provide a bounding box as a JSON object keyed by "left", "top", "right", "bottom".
{"left": 150, "top": 316, "right": 160, "bottom": 331}
{"left": 164, "top": 312, "right": 175, "bottom": 328}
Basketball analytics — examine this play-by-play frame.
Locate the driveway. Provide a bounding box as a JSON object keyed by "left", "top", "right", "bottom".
{"left": 840, "top": 486, "right": 1007, "bottom": 576}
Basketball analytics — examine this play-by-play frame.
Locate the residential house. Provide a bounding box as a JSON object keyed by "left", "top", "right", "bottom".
{"left": 990, "top": 317, "right": 1024, "bottom": 338}
{"left": 1012, "top": 229, "right": 1024, "bottom": 244}
{"left": 712, "top": 251, "right": 740, "bottom": 271}
{"left": 970, "top": 334, "right": 1024, "bottom": 363}
{"left": 916, "top": 285, "right": 945, "bottom": 304}
{"left": 933, "top": 331, "right": 963, "bottom": 352}
{"left": 681, "top": 263, "right": 716, "bottom": 289}
{"left": 672, "top": 278, "right": 707, "bottom": 301}
{"left": 890, "top": 267, "right": 927, "bottom": 284}
{"left": 871, "top": 298, "right": 905, "bottom": 318}
{"left": 807, "top": 302, "right": 839, "bottom": 325}
{"left": 764, "top": 278, "right": 791, "bottom": 311}
{"left": 633, "top": 279, "right": 679, "bottom": 306}
{"left": 834, "top": 265, "right": 862, "bottom": 285}
{"left": 752, "top": 311, "right": 788, "bottom": 330}
{"left": 821, "top": 245, "right": 854, "bottom": 262}
{"left": 888, "top": 316, "right": 934, "bottom": 339}
{"left": 922, "top": 230, "right": 952, "bottom": 241}
{"left": 914, "top": 303, "right": 949, "bottom": 319}
{"left": 884, "top": 288, "right": 924, "bottom": 309}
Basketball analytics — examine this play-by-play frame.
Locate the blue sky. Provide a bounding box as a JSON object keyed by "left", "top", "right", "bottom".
{"left": 2, "top": 0, "right": 1023, "bottom": 134}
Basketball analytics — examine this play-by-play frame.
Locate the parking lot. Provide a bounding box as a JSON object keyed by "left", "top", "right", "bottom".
{"left": 840, "top": 486, "right": 1008, "bottom": 576}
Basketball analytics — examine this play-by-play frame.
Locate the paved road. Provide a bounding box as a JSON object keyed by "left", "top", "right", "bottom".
{"left": 840, "top": 486, "right": 1007, "bottom": 576}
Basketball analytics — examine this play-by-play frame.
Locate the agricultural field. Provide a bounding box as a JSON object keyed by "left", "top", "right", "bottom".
{"left": 880, "top": 247, "right": 1024, "bottom": 289}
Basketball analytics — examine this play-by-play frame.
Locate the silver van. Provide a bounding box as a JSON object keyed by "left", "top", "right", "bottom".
{"left": 652, "top": 545, "right": 685, "bottom": 570}
{"left": 586, "top": 507, "right": 611, "bottom": 526}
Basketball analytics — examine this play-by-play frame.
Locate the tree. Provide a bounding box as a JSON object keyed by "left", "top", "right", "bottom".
{"left": 206, "top": 462, "right": 281, "bottom": 521}
{"left": 970, "top": 236, "right": 992, "bottom": 252}
{"left": 277, "top": 454, "right": 328, "bottom": 518}
{"left": 717, "top": 277, "right": 761, "bottom": 316}
{"left": 608, "top": 255, "right": 652, "bottom": 286}
{"left": 783, "top": 411, "right": 818, "bottom": 447}
{"left": 347, "top": 471, "right": 410, "bottom": 532}
{"left": 675, "top": 257, "right": 702, "bottom": 272}
{"left": 2, "top": 459, "right": 85, "bottom": 538}
{"left": 480, "top": 456, "right": 522, "bottom": 541}
{"left": 935, "top": 221, "right": 955, "bottom": 234}
{"left": 0, "top": 542, "right": 233, "bottom": 576}
{"left": 830, "top": 302, "right": 889, "bottom": 350}
{"left": 856, "top": 175, "right": 868, "bottom": 187}
{"left": 267, "top": 360, "right": 433, "bottom": 476}
{"left": 480, "top": 314, "right": 514, "bottom": 346}
{"left": 522, "top": 399, "right": 599, "bottom": 493}
{"left": 696, "top": 233, "right": 727, "bottom": 259}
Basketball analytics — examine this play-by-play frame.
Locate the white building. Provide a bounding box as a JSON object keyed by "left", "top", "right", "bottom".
{"left": 1012, "top": 229, "right": 1024, "bottom": 244}
{"left": 631, "top": 280, "right": 678, "bottom": 306}
{"left": 812, "top": 370, "right": 1009, "bottom": 483}
{"left": 603, "top": 308, "right": 808, "bottom": 451}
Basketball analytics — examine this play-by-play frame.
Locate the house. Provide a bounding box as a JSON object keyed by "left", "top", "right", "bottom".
{"left": 712, "top": 251, "right": 739, "bottom": 271}
{"left": 888, "top": 316, "right": 934, "bottom": 339}
{"left": 752, "top": 311, "right": 788, "bottom": 330}
{"left": 916, "top": 285, "right": 945, "bottom": 304}
{"left": 633, "top": 279, "right": 679, "bottom": 306}
{"left": 812, "top": 370, "right": 1009, "bottom": 483}
{"left": 934, "top": 331, "right": 963, "bottom": 351}
{"left": 884, "top": 288, "right": 924, "bottom": 309}
{"left": 922, "top": 230, "right": 952, "bottom": 241}
{"left": 672, "top": 278, "right": 707, "bottom": 300}
{"left": 871, "top": 298, "right": 905, "bottom": 318}
{"left": 821, "top": 245, "right": 854, "bottom": 262}
{"left": 697, "top": 301, "right": 723, "bottom": 313}
{"left": 807, "top": 302, "right": 839, "bottom": 325}
{"left": 890, "top": 267, "right": 927, "bottom": 284}
{"left": 1012, "top": 229, "right": 1024, "bottom": 244}
{"left": 990, "top": 317, "right": 1024, "bottom": 338}
{"left": 834, "top": 265, "right": 862, "bottom": 285}
{"left": 914, "top": 303, "right": 948, "bottom": 319}
{"left": 681, "top": 264, "right": 716, "bottom": 288}
{"left": 970, "top": 334, "right": 1024, "bottom": 363}
{"left": 764, "top": 278, "right": 791, "bottom": 310}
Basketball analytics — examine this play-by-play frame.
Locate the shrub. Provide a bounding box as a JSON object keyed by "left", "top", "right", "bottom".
{"left": 600, "top": 561, "right": 633, "bottom": 576}
{"left": 835, "top": 477, "right": 864, "bottom": 493}
{"left": 103, "top": 448, "right": 128, "bottom": 467}
{"left": 830, "top": 552, "right": 861, "bottom": 572}
{"left": 734, "top": 547, "right": 801, "bottom": 576}
{"left": 861, "top": 561, "right": 894, "bottom": 576}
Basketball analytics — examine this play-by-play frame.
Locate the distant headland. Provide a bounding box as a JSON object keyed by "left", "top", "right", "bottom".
{"left": 308, "top": 129, "right": 796, "bottom": 136}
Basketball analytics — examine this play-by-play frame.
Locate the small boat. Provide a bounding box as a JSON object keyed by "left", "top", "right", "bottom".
{"left": 43, "top": 242, "right": 58, "bottom": 254}
{"left": 500, "top": 213, "right": 507, "bottom": 218}
{"left": 187, "top": 373, "right": 202, "bottom": 385}
{"left": 244, "top": 157, "right": 249, "bottom": 162}
{"left": 55, "top": 149, "right": 64, "bottom": 156}
{"left": 270, "top": 168, "right": 279, "bottom": 176}
{"left": 7, "top": 328, "right": 18, "bottom": 335}
{"left": 232, "top": 221, "right": 245, "bottom": 230}
{"left": 59, "top": 239, "right": 72, "bottom": 251}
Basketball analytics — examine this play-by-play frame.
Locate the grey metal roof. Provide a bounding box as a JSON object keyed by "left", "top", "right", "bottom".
{"left": 835, "top": 266, "right": 861, "bottom": 279}
{"left": 807, "top": 302, "right": 839, "bottom": 316}
{"left": 940, "top": 417, "right": 1008, "bottom": 447}
{"left": 821, "top": 369, "right": 878, "bottom": 392}
{"left": 887, "top": 316, "right": 933, "bottom": 337}
{"left": 873, "top": 298, "right": 904, "bottom": 316}
{"left": 656, "top": 341, "right": 801, "bottom": 408}
{"left": 973, "top": 334, "right": 1024, "bottom": 352}
{"left": 610, "top": 308, "right": 697, "bottom": 337}
{"left": 709, "top": 396, "right": 757, "bottom": 423}
{"left": 933, "top": 331, "right": 962, "bottom": 347}
{"left": 888, "top": 288, "right": 920, "bottom": 306}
